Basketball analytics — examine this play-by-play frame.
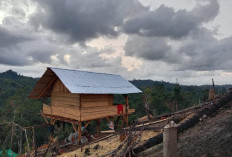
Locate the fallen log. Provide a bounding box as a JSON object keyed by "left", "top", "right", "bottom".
{"left": 101, "top": 130, "right": 115, "bottom": 134}
{"left": 129, "top": 89, "right": 232, "bottom": 156}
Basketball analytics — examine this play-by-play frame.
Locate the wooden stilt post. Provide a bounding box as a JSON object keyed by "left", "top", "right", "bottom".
{"left": 124, "top": 94, "right": 129, "bottom": 126}
{"left": 163, "top": 122, "right": 178, "bottom": 157}
{"left": 96, "top": 119, "right": 101, "bottom": 137}
{"left": 115, "top": 116, "right": 120, "bottom": 130}
{"left": 72, "top": 123, "right": 78, "bottom": 133}
{"left": 84, "top": 121, "right": 90, "bottom": 129}
{"left": 120, "top": 116, "right": 125, "bottom": 128}
{"left": 71, "top": 123, "right": 78, "bottom": 145}
{"left": 78, "top": 121, "right": 82, "bottom": 145}
{"left": 77, "top": 121, "right": 82, "bottom": 145}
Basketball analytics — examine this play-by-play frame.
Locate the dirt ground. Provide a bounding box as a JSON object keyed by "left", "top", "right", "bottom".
{"left": 59, "top": 130, "right": 160, "bottom": 157}
{"left": 59, "top": 100, "right": 232, "bottom": 157}
{"left": 138, "top": 101, "right": 232, "bottom": 157}
{"left": 178, "top": 101, "right": 232, "bottom": 157}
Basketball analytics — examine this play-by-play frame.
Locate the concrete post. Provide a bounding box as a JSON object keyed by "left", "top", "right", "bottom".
{"left": 163, "top": 121, "right": 178, "bottom": 157}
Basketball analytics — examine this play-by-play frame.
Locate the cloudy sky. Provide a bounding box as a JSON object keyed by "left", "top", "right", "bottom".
{"left": 0, "top": 0, "right": 232, "bottom": 85}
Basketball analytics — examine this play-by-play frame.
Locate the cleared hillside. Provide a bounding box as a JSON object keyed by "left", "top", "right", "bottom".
{"left": 138, "top": 100, "right": 232, "bottom": 157}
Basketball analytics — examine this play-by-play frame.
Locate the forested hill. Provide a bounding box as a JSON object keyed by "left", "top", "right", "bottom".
{"left": 1, "top": 69, "right": 231, "bottom": 120}
{"left": 0, "top": 70, "right": 231, "bottom": 110}
{"left": 0, "top": 70, "right": 232, "bottom": 153}
{"left": 130, "top": 79, "right": 232, "bottom": 92}
{"left": 0, "top": 70, "right": 231, "bottom": 109}
{"left": 0, "top": 70, "right": 38, "bottom": 107}
{"left": 128, "top": 79, "right": 231, "bottom": 118}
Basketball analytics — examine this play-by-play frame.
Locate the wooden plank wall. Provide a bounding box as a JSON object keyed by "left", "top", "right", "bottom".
{"left": 81, "top": 94, "right": 113, "bottom": 121}
{"left": 43, "top": 104, "right": 80, "bottom": 120}
{"left": 50, "top": 79, "right": 80, "bottom": 120}
{"left": 47, "top": 80, "right": 134, "bottom": 122}
{"left": 81, "top": 105, "right": 130, "bottom": 121}
{"left": 81, "top": 94, "right": 113, "bottom": 107}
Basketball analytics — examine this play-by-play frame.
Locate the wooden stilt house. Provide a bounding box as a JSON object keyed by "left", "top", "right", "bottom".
{"left": 29, "top": 67, "right": 141, "bottom": 144}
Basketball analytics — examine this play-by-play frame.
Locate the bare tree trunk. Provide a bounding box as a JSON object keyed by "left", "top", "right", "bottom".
{"left": 19, "top": 129, "right": 23, "bottom": 154}
{"left": 145, "top": 103, "right": 151, "bottom": 121}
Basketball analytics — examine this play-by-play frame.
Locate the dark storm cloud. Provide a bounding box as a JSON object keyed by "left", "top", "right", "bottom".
{"left": 0, "top": 20, "right": 54, "bottom": 66}
{"left": 123, "top": 0, "right": 232, "bottom": 72}
{"left": 0, "top": 46, "right": 32, "bottom": 66}
{"left": 124, "top": 36, "right": 171, "bottom": 60}
{"left": 124, "top": 26, "right": 232, "bottom": 72}
{"left": 62, "top": 47, "right": 122, "bottom": 69}
{"left": 1, "top": 0, "right": 231, "bottom": 76}
{"left": 0, "top": 26, "right": 33, "bottom": 65}
{"left": 178, "top": 29, "right": 232, "bottom": 71}
{"left": 123, "top": 0, "right": 219, "bottom": 38}
{"left": 0, "top": 27, "right": 30, "bottom": 47}
{"left": 30, "top": 0, "right": 145, "bottom": 43}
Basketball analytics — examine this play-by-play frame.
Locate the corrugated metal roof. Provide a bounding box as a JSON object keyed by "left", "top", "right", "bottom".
{"left": 49, "top": 67, "right": 141, "bottom": 94}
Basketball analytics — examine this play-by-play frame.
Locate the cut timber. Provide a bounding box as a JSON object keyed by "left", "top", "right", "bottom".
{"left": 163, "top": 123, "right": 178, "bottom": 157}
{"left": 129, "top": 89, "right": 232, "bottom": 157}
{"left": 101, "top": 130, "right": 115, "bottom": 134}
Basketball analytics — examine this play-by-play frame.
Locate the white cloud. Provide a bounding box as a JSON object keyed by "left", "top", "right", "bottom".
{"left": 0, "top": 0, "right": 232, "bottom": 85}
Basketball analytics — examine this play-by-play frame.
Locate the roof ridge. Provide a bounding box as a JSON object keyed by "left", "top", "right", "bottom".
{"left": 49, "top": 67, "right": 121, "bottom": 76}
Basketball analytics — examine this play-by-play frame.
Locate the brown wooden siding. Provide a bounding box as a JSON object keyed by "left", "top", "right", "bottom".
{"left": 50, "top": 79, "right": 80, "bottom": 118}
{"left": 43, "top": 104, "right": 80, "bottom": 120}
{"left": 81, "top": 94, "right": 113, "bottom": 108}
{"left": 43, "top": 80, "right": 135, "bottom": 122}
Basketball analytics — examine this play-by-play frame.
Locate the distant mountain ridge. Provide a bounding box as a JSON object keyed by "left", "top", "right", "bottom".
{"left": 0, "top": 70, "right": 231, "bottom": 96}
{"left": 0, "top": 70, "right": 38, "bottom": 107}
{"left": 130, "top": 79, "right": 232, "bottom": 92}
